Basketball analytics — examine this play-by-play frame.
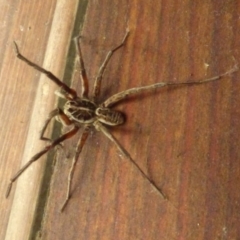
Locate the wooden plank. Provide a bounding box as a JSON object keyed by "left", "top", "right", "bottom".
{"left": 40, "top": 0, "right": 240, "bottom": 240}
{"left": 0, "top": 1, "right": 79, "bottom": 240}
{"left": 1, "top": 0, "right": 240, "bottom": 240}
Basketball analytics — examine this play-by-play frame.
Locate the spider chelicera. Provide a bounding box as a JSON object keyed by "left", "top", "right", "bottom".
{"left": 6, "top": 30, "right": 238, "bottom": 211}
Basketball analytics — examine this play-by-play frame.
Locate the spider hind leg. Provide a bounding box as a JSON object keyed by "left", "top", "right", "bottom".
{"left": 61, "top": 127, "right": 90, "bottom": 212}
{"left": 93, "top": 30, "right": 130, "bottom": 101}
{"left": 6, "top": 126, "right": 79, "bottom": 198}
{"left": 94, "top": 121, "right": 166, "bottom": 199}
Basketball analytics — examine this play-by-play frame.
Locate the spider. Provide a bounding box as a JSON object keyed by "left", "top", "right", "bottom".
{"left": 6, "top": 30, "right": 238, "bottom": 212}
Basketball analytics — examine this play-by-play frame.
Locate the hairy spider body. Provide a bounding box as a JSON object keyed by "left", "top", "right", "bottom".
{"left": 64, "top": 99, "right": 97, "bottom": 124}
{"left": 6, "top": 31, "right": 237, "bottom": 212}
{"left": 95, "top": 107, "right": 125, "bottom": 126}
{"left": 63, "top": 98, "right": 124, "bottom": 126}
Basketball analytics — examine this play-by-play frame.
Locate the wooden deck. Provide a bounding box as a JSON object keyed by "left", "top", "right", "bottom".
{"left": 1, "top": 1, "right": 240, "bottom": 239}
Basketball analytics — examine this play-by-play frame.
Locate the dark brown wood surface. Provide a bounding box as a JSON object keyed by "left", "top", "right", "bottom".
{"left": 1, "top": 1, "right": 240, "bottom": 240}
{"left": 0, "top": 1, "right": 79, "bottom": 239}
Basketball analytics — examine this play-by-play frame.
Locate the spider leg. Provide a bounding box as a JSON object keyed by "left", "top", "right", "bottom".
{"left": 61, "top": 126, "right": 90, "bottom": 212}
{"left": 6, "top": 126, "right": 79, "bottom": 198}
{"left": 75, "top": 36, "right": 89, "bottom": 98}
{"left": 40, "top": 108, "right": 72, "bottom": 142}
{"left": 40, "top": 108, "right": 73, "bottom": 158}
{"left": 103, "top": 65, "right": 238, "bottom": 107}
{"left": 94, "top": 121, "right": 165, "bottom": 199}
{"left": 93, "top": 30, "right": 129, "bottom": 101}
{"left": 13, "top": 41, "right": 77, "bottom": 99}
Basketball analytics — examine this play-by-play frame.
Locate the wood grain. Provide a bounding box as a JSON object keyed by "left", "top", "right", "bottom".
{"left": 1, "top": 0, "right": 240, "bottom": 240}
{"left": 0, "top": 1, "right": 79, "bottom": 239}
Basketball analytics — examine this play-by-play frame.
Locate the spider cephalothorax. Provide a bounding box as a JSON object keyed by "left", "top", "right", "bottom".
{"left": 6, "top": 31, "right": 238, "bottom": 211}
{"left": 64, "top": 99, "right": 97, "bottom": 124}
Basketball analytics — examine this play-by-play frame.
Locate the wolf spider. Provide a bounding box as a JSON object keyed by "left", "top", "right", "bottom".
{"left": 6, "top": 31, "right": 238, "bottom": 211}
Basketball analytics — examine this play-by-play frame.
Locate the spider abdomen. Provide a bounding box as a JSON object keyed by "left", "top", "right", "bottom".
{"left": 64, "top": 98, "right": 97, "bottom": 124}
{"left": 96, "top": 107, "right": 125, "bottom": 126}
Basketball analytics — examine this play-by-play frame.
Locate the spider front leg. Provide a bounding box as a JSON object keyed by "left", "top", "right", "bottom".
{"left": 94, "top": 121, "right": 165, "bottom": 199}
{"left": 40, "top": 109, "right": 73, "bottom": 157}
{"left": 75, "top": 36, "right": 89, "bottom": 98}
{"left": 6, "top": 126, "right": 79, "bottom": 198}
{"left": 103, "top": 65, "right": 238, "bottom": 107}
{"left": 93, "top": 30, "right": 129, "bottom": 101}
{"left": 61, "top": 126, "right": 90, "bottom": 212}
{"left": 13, "top": 42, "right": 77, "bottom": 99}
{"left": 40, "top": 108, "right": 72, "bottom": 142}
